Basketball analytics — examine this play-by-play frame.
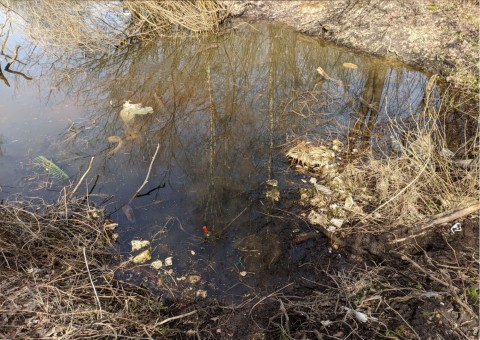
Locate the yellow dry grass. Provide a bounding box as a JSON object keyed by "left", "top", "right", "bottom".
{"left": 3, "top": 0, "right": 228, "bottom": 54}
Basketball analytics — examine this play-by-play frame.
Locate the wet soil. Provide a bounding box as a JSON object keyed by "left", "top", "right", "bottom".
{"left": 167, "top": 216, "right": 478, "bottom": 339}
{"left": 223, "top": 0, "right": 479, "bottom": 89}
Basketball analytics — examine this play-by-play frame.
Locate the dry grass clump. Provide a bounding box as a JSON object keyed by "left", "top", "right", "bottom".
{"left": 3, "top": 0, "right": 228, "bottom": 54}
{"left": 289, "top": 81, "right": 478, "bottom": 234}
{"left": 0, "top": 194, "right": 184, "bottom": 339}
{"left": 125, "top": 1, "right": 229, "bottom": 38}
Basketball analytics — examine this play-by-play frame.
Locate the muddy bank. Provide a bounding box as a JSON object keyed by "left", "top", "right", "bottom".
{"left": 224, "top": 0, "right": 479, "bottom": 89}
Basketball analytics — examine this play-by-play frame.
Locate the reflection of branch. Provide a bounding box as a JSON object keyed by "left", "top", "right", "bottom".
{"left": 2, "top": 45, "right": 32, "bottom": 80}
{"left": 4, "top": 67, "right": 32, "bottom": 80}
{"left": 5, "top": 45, "right": 19, "bottom": 67}
{"left": 0, "top": 25, "right": 10, "bottom": 55}
{"left": 0, "top": 65, "right": 10, "bottom": 87}
{"left": 135, "top": 182, "right": 165, "bottom": 198}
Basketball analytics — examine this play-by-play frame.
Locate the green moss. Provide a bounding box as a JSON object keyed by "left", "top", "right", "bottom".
{"left": 464, "top": 286, "right": 479, "bottom": 303}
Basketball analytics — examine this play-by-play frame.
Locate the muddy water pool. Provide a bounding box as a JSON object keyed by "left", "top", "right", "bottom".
{"left": 0, "top": 20, "right": 432, "bottom": 300}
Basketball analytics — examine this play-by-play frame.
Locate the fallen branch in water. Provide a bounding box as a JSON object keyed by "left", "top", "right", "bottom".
{"left": 71, "top": 156, "right": 94, "bottom": 195}
{"left": 129, "top": 143, "right": 160, "bottom": 204}
{"left": 135, "top": 182, "right": 165, "bottom": 198}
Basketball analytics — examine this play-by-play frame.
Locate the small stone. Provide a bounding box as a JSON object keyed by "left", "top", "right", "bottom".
{"left": 239, "top": 271, "right": 247, "bottom": 277}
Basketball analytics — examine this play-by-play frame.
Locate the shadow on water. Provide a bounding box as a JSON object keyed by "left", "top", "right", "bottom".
{"left": 0, "top": 20, "right": 437, "bottom": 300}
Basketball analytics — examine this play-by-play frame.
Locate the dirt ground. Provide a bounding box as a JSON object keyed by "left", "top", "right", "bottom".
{"left": 223, "top": 0, "right": 479, "bottom": 89}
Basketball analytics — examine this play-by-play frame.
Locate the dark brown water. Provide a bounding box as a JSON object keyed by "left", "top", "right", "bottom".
{"left": 0, "top": 19, "right": 431, "bottom": 299}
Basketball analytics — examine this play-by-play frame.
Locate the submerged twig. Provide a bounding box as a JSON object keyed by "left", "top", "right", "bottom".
{"left": 71, "top": 156, "right": 94, "bottom": 195}
{"left": 135, "top": 182, "right": 165, "bottom": 198}
{"left": 129, "top": 143, "right": 160, "bottom": 203}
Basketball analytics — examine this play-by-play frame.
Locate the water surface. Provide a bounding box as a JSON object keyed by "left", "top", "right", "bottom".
{"left": 0, "top": 20, "right": 431, "bottom": 299}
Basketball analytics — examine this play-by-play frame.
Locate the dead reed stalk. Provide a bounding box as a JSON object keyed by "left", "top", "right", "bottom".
{"left": 3, "top": 0, "right": 229, "bottom": 55}
{"left": 0, "top": 193, "right": 191, "bottom": 338}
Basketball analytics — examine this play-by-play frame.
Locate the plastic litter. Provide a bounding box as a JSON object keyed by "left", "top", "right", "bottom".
{"left": 120, "top": 101, "right": 153, "bottom": 124}
{"left": 202, "top": 226, "right": 211, "bottom": 240}
{"left": 164, "top": 257, "right": 173, "bottom": 267}
{"left": 343, "top": 307, "right": 377, "bottom": 323}
{"left": 450, "top": 222, "right": 462, "bottom": 234}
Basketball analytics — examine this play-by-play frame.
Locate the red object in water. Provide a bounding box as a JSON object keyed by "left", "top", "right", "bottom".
{"left": 202, "top": 226, "right": 209, "bottom": 234}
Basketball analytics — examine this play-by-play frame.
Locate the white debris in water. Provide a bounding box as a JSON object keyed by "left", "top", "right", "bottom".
{"left": 164, "top": 257, "right": 173, "bottom": 267}
{"left": 131, "top": 240, "right": 150, "bottom": 251}
{"left": 196, "top": 290, "right": 208, "bottom": 298}
{"left": 266, "top": 188, "right": 280, "bottom": 201}
{"left": 332, "top": 139, "right": 344, "bottom": 151}
{"left": 239, "top": 271, "right": 247, "bottom": 277}
{"left": 104, "top": 223, "right": 118, "bottom": 230}
{"left": 187, "top": 274, "right": 201, "bottom": 284}
{"left": 266, "top": 179, "right": 278, "bottom": 187}
{"left": 150, "top": 260, "right": 163, "bottom": 269}
{"left": 132, "top": 249, "right": 151, "bottom": 264}
{"left": 120, "top": 101, "right": 154, "bottom": 124}
{"left": 190, "top": 250, "right": 196, "bottom": 256}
